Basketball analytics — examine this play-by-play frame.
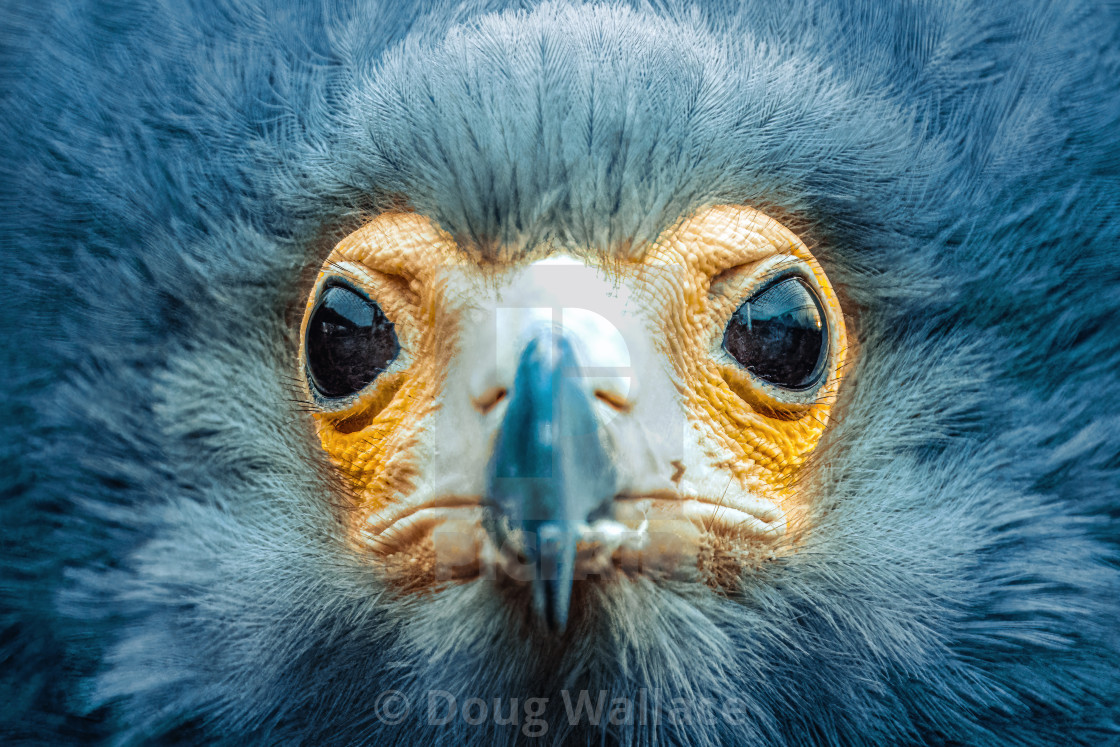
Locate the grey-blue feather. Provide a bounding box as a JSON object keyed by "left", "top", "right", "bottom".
{"left": 1, "top": 0, "right": 1118, "bottom": 744}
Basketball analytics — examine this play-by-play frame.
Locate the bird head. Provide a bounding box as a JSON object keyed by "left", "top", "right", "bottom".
{"left": 301, "top": 204, "right": 847, "bottom": 628}
{"left": 6, "top": 1, "right": 1117, "bottom": 744}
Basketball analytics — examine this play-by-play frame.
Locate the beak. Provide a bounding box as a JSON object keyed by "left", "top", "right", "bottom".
{"left": 483, "top": 328, "right": 618, "bottom": 631}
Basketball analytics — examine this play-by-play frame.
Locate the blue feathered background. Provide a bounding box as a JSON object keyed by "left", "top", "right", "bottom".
{"left": 1, "top": 1, "right": 1118, "bottom": 744}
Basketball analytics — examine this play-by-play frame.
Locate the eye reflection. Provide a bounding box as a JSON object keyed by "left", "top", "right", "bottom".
{"left": 722, "top": 276, "right": 828, "bottom": 391}
{"left": 305, "top": 283, "right": 399, "bottom": 399}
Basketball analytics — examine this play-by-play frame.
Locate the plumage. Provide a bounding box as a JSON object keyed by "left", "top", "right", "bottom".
{"left": 1, "top": 1, "right": 1119, "bottom": 744}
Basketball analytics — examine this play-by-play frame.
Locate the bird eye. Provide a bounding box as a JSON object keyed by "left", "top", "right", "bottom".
{"left": 305, "top": 283, "right": 399, "bottom": 399}
{"left": 722, "top": 276, "right": 828, "bottom": 391}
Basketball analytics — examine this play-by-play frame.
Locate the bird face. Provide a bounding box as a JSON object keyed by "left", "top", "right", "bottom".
{"left": 300, "top": 204, "right": 847, "bottom": 627}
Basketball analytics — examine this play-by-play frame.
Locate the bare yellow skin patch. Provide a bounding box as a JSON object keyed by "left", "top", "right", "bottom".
{"left": 299, "top": 214, "right": 464, "bottom": 512}
{"left": 646, "top": 207, "right": 847, "bottom": 533}
{"left": 299, "top": 206, "right": 847, "bottom": 582}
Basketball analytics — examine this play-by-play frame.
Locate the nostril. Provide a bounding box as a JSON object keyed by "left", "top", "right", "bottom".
{"left": 594, "top": 389, "right": 631, "bottom": 412}
{"left": 473, "top": 387, "right": 507, "bottom": 414}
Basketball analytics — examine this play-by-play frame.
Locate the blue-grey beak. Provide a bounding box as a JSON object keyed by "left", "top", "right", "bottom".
{"left": 484, "top": 329, "right": 618, "bottom": 631}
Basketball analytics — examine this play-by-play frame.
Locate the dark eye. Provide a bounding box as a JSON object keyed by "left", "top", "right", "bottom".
{"left": 305, "top": 283, "right": 399, "bottom": 399}
{"left": 722, "top": 276, "right": 828, "bottom": 391}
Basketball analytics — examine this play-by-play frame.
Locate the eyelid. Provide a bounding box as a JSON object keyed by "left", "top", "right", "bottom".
{"left": 318, "top": 276, "right": 371, "bottom": 301}
{"left": 707, "top": 255, "right": 817, "bottom": 358}
{"left": 709, "top": 255, "right": 809, "bottom": 305}
{"left": 320, "top": 261, "right": 421, "bottom": 307}
{"left": 310, "top": 268, "right": 418, "bottom": 351}
{"left": 710, "top": 262, "right": 756, "bottom": 288}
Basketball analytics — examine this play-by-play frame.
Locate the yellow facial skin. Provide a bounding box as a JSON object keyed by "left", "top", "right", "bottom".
{"left": 646, "top": 208, "right": 847, "bottom": 537}
{"left": 299, "top": 205, "right": 847, "bottom": 584}
{"left": 300, "top": 214, "right": 463, "bottom": 513}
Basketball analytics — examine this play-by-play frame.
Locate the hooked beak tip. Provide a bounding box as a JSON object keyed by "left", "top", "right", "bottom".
{"left": 532, "top": 523, "right": 578, "bottom": 631}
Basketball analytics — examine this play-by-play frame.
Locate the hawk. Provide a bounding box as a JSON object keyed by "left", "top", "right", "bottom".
{"left": 1, "top": 1, "right": 1118, "bottom": 744}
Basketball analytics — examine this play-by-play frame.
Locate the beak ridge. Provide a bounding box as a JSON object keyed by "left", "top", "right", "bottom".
{"left": 483, "top": 328, "right": 617, "bottom": 631}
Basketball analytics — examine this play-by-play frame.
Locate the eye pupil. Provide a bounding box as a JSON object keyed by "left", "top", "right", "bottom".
{"left": 722, "top": 277, "right": 828, "bottom": 390}
{"left": 306, "top": 284, "right": 399, "bottom": 398}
